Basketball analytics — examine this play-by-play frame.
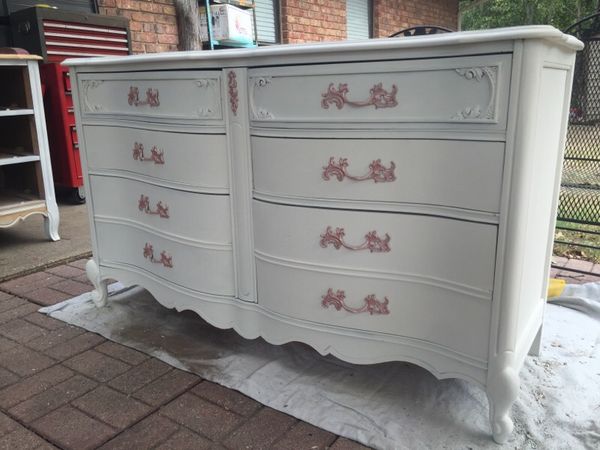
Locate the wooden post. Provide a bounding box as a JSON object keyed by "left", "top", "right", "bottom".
{"left": 174, "top": 0, "right": 202, "bottom": 51}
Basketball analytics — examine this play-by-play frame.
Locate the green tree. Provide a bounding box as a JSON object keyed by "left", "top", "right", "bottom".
{"left": 460, "top": 0, "right": 600, "bottom": 31}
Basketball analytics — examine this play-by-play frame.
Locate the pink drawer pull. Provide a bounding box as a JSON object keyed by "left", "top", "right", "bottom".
{"left": 132, "top": 142, "right": 165, "bottom": 165}
{"left": 128, "top": 86, "right": 160, "bottom": 107}
{"left": 143, "top": 243, "right": 173, "bottom": 268}
{"left": 322, "top": 289, "right": 390, "bottom": 315}
{"left": 320, "top": 226, "right": 390, "bottom": 252}
{"left": 138, "top": 195, "right": 169, "bottom": 219}
{"left": 321, "top": 82, "right": 398, "bottom": 109}
{"left": 322, "top": 157, "right": 395, "bottom": 183}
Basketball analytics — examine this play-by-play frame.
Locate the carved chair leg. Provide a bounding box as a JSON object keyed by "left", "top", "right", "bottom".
{"left": 486, "top": 365, "right": 520, "bottom": 444}
{"left": 85, "top": 259, "right": 108, "bottom": 307}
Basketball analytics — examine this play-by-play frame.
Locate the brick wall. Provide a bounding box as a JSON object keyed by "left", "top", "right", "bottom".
{"left": 95, "top": 0, "right": 459, "bottom": 52}
{"left": 373, "top": 0, "right": 458, "bottom": 38}
{"left": 280, "top": 0, "right": 347, "bottom": 44}
{"left": 97, "top": 0, "right": 179, "bottom": 54}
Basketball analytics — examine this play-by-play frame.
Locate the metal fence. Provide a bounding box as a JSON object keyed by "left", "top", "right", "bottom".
{"left": 554, "top": 14, "right": 600, "bottom": 276}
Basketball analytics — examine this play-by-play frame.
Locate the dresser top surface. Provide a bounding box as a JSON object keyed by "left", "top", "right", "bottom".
{"left": 64, "top": 25, "right": 582, "bottom": 70}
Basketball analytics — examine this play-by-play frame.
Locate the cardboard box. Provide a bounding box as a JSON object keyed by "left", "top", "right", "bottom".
{"left": 200, "top": 4, "right": 254, "bottom": 45}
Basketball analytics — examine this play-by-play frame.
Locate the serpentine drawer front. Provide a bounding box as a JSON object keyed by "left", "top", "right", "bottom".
{"left": 84, "top": 125, "right": 229, "bottom": 192}
{"left": 252, "top": 137, "right": 505, "bottom": 213}
{"left": 89, "top": 175, "right": 232, "bottom": 244}
{"left": 95, "top": 222, "right": 235, "bottom": 296}
{"left": 253, "top": 201, "right": 496, "bottom": 293}
{"left": 66, "top": 26, "right": 581, "bottom": 444}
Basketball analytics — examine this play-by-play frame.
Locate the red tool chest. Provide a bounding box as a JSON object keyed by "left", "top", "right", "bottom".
{"left": 10, "top": 7, "right": 130, "bottom": 202}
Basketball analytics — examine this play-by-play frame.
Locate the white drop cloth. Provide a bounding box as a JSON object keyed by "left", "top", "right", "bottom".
{"left": 40, "top": 284, "right": 599, "bottom": 450}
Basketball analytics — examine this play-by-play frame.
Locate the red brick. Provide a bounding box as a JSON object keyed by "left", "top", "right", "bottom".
{"left": 564, "top": 258, "right": 594, "bottom": 273}
{"left": 108, "top": 358, "right": 171, "bottom": 394}
{"left": 0, "top": 367, "right": 19, "bottom": 389}
{"left": 162, "top": 4, "right": 175, "bottom": 14}
{"left": 95, "top": 341, "right": 148, "bottom": 365}
{"left": 64, "top": 350, "right": 130, "bottom": 382}
{"left": 23, "top": 287, "right": 71, "bottom": 306}
{"left": 0, "top": 296, "right": 25, "bottom": 313}
{"left": 191, "top": 381, "right": 261, "bottom": 417}
{"left": 45, "top": 332, "right": 105, "bottom": 361}
{"left": 9, "top": 375, "right": 97, "bottom": 423}
{"left": 222, "top": 408, "right": 297, "bottom": 449}
{"left": 0, "top": 411, "right": 18, "bottom": 435}
{"left": 72, "top": 273, "right": 93, "bottom": 286}
{"left": 0, "top": 318, "right": 46, "bottom": 343}
{"left": 329, "top": 437, "right": 372, "bottom": 449}
{"left": 0, "top": 336, "right": 16, "bottom": 353}
{"left": 0, "top": 302, "right": 39, "bottom": 323}
{"left": 160, "top": 392, "right": 243, "bottom": 441}
{"left": 0, "top": 424, "right": 51, "bottom": 449}
{"left": 132, "top": 368, "right": 199, "bottom": 406}
{"left": 98, "top": 413, "right": 179, "bottom": 450}
{"left": 67, "top": 259, "right": 89, "bottom": 270}
{"left": 23, "top": 312, "right": 67, "bottom": 331}
{"left": 32, "top": 405, "right": 116, "bottom": 450}
{"left": 154, "top": 428, "right": 211, "bottom": 449}
{"left": 50, "top": 279, "right": 92, "bottom": 297}
{"left": 132, "top": 11, "right": 155, "bottom": 22}
{"left": 0, "top": 344, "right": 56, "bottom": 377}
{"left": 0, "top": 272, "right": 62, "bottom": 295}
{"left": 0, "top": 365, "right": 74, "bottom": 409}
{"left": 157, "top": 33, "right": 177, "bottom": 44}
{"left": 45, "top": 265, "right": 85, "bottom": 279}
{"left": 273, "top": 421, "right": 337, "bottom": 449}
{"left": 25, "top": 325, "right": 83, "bottom": 351}
{"left": 72, "top": 385, "right": 152, "bottom": 429}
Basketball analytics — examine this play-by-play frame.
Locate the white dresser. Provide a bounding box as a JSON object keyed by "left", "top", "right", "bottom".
{"left": 65, "top": 26, "right": 581, "bottom": 443}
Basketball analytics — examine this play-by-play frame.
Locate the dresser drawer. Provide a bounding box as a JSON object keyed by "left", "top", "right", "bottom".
{"left": 255, "top": 259, "right": 491, "bottom": 362}
{"left": 78, "top": 71, "right": 223, "bottom": 124}
{"left": 89, "top": 175, "right": 232, "bottom": 244}
{"left": 95, "top": 222, "right": 234, "bottom": 296}
{"left": 253, "top": 138, "right": 504, "bottom": 213}
{"left": 248, "top": 54, "right": 511, "bottom": 130}
{"left": 83, "top": 125, "right": 229, "bottom": 192}
{"left": 254, "top": 201, "right": 496, "bottom": 293}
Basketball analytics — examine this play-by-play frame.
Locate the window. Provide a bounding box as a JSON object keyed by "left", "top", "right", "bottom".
{"left": 346, "top": 0, "right": 372, "bottom": 40}
{"left": 254, "top": 0, "right": 279, "bottom": 44}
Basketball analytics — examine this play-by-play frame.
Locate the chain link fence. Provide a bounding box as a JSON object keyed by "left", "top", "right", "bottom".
{"left": 555, "top": 15, "right": 600, "bottom": 276}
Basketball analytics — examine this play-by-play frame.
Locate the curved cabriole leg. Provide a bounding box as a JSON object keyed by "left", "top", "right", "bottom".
{"left": 43, "top": 210, "right": 60, "bottom": 242}
{"left": 486, "top": 365, "right": 520, "bottom": 444}
{"left": 86, "top": 259, "right": 108, "bottom": 307}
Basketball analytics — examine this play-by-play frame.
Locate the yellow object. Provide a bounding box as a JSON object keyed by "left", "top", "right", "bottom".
{"left": 547, "top": 278, "right": 566, "bottom": 298}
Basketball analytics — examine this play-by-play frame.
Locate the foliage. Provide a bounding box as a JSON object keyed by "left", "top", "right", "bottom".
{"left": 460, "top": 0, "right": 600, "bottom": 31}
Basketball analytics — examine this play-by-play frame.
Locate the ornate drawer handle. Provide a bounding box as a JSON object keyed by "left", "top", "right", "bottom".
{"left": 320, "top": 226, "right": 390, "bottom": 252}
{"left": 128, "top": 86, "right": 160, "bottom": 107}
{"left": 228, "top": 71, "right": 238, "bottom": 116}
{"left": 143, "top": 243, "right": 173, "bottom": 268}
{"left": 322, "top": 289, "right": 390, "bottom": 315}
{"left": 322, "top": 157, "right": 396, "bottom": 183}
{"left": 132, "top": 142, "right": 165, "bottom": 165}
{"left": 321, "top": 82, "right": 398, "bottom": 109}
{"left": 138, "top": 195, "right": 169, "bottom": 219}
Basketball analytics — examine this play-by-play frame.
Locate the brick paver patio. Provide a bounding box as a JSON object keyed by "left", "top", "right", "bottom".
{"left": 0, "top": 259, "right": 370, "bottom": 450}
